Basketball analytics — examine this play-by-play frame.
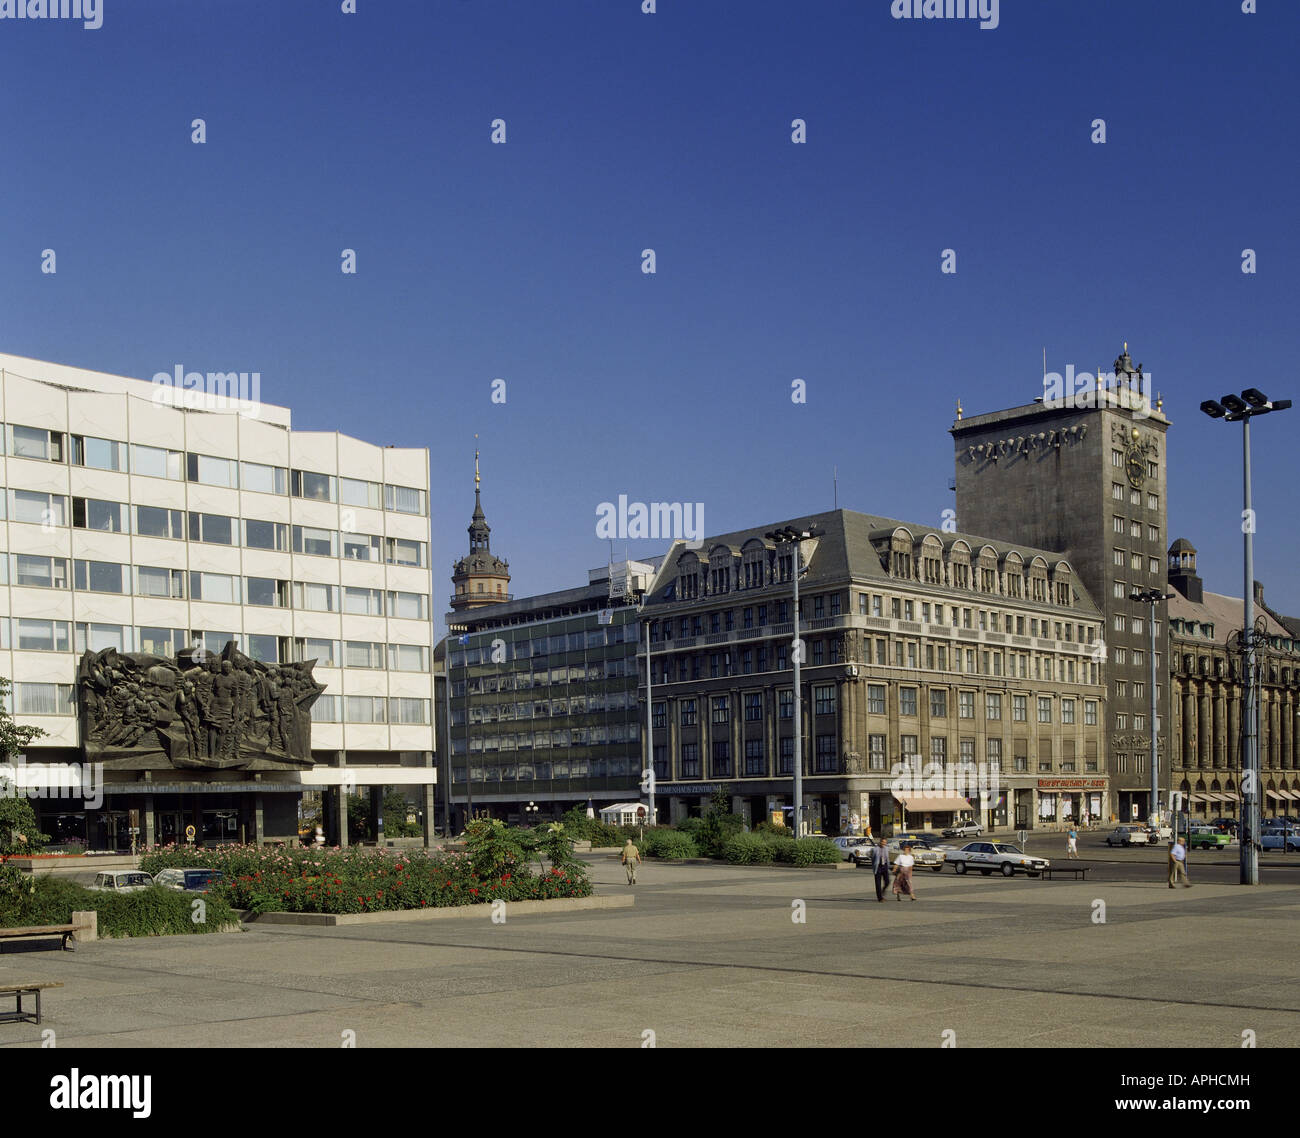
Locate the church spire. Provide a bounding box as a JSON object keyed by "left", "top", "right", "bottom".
{"left": 450, "top": 440, "right": 511, "bottom": 613}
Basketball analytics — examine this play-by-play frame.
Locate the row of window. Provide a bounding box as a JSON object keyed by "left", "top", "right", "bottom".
{"left": 5, "top": 426, "right": 426, "bottom": 514}
{"left": 652, "top": 635, "right": 1099, "bottom": 686}
{"left": 452, "top": 662, "right": 633, "bottom": 694}
{"left": 643, "top": 689, "right": 1100, "bottom": 728}
{"left": 3, "top": 558, "right": 426, "bottom": 617}
{"left": 449, "top": 757, "right": 638, "bottom": 782}
{"left": 1, "top": 621, "right": 429, "bottom": 669}
{"left": 1113, "top": 515, "right": 1162, "bottom": 543}
{"left": 649, "top": 599, "right": 1098, "bottom": 644}
{"left": 448, "top": 624, "right": 638, "bottom": 666}
{"left": 456, "top": 689, "right": 639, "bottom": 724}
{"left": 4, "top": 682, "right": 429, "bottom": 723}
{"left": 1113, "top": 548, "right": 1163, "bottom": 576}
{"left": 3, "top": 492, "right": 427, "bottom": 565}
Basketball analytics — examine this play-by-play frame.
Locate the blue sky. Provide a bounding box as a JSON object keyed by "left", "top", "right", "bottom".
{"left": 2, "top": 0, "right": 1297, "bottom": 636}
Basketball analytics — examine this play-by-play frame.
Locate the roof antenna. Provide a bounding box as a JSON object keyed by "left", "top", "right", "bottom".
{"left": 833, "top": 466, "right": 838, "bottom": 510}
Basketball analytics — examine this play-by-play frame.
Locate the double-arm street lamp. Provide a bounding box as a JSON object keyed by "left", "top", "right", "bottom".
{"left": 1201, "top": 387, "right": 1291, "bottom": 885}
{"left": 1130, "top": 588, "right": 1175, "bottom": 827}
{"left": 765, "top": 526, "right": 812, "bottom": 836}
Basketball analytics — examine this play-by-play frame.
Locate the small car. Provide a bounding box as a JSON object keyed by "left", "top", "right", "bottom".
{"left": 1106, "top": 826, "right": 1150, "bottom": 847}
{"left": 942, "top": 820, "right": 984, "bottom": 839}
{"left": 944, "top": 841, "right": 1049, "bottom": 876}
{"left": 153, "top": 867, "right": 224, "bottom": 892}
{"left": 1260, "top": 828, "right": 1300, "bottom": 852}
{"left": 831, "top": 835, "right": 871, "bottom": 860}
{"left": 1185, "top": 826, "right": 1230, "bottom": 850}
{"left": 88, "top": 870, "right": 155, "bottom": 892}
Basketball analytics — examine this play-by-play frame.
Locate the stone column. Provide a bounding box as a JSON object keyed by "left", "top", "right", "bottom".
{"left": 1228, "top": 692, "right": 1241, "bottom": 776}
{"left": 370, "top": 784, "right": 384, "bottom": 843}
{"left": 1213, "top": 685, "right": 1227, "bottom": 770}
{"left": 1183, "top": 689, "right": 1198, "bottom": 770}
{"left": 143, "top": 794, "right": 156, "bottom": 848}
{"left": 1198, "top": 688, "right": 1212, "bottom": 770}
{"left": 254, "top": 793, "right": 265, "bottom": 844}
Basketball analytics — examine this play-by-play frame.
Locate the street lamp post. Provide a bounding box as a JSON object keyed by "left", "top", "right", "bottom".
{"left": 1131, "top": 588, "right": 1175, "bottom": 828}
{"left": 1201, "top": 387, "right": 1291, "bottom": 885}
{"left": 766, "top": 526, "right": 812, "bottom": 836}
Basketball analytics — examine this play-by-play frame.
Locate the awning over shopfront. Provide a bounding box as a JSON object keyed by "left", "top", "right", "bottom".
{"left": 893, "top": 794, "right": 971, "bottom": 812}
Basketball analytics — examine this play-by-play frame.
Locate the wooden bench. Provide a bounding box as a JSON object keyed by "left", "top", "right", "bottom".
{"left": 0, "top": 981, "right": 64, "bottom": 1025}
{"left": 0, "top": 924, "right": 80, "bottom": 952}
{"left": 1040, "top": 865, "right": 1091, "bottom": 880}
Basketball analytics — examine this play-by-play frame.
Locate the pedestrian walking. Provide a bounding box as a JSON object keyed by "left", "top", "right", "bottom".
{"left": 870, "top": 836, "right": 891, "bottom": 902}
{"left": 1081, "top": 811, "right": 1090, "bottom": 831}
{"left": 1168, "top": 836, "right": 1191, "bottom": 888}
{"left": 892, "top": 843, "right": 917, "bottom": 901}
{"left": 621, "top": 838, "right": 641, "bottom": 885}
{"left": 1066, "top": 826, "right": 1079, "bottom": 859}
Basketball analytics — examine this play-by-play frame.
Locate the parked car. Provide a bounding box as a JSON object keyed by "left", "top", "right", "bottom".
{"left": 1208, "top": 817, "right": 1240, "bottom": 836}
{"left": 1106, "top": 825, "right": 1150, "bottom": 847}
{"left": 1147, "top": 823, "right": 1174, "bottom": 842}
{"left": 88, "top": 870, "right": 154, "bottom": 892}
{"left": 1260, "top": 828, "right": 1300, "bottom": 852}
{"left": 153, "top": 868, "right": 224, "bottom": 892}
{"left": 852, "top": 838, "right": 947, "bottom": 873}
{"left": 831, "top": 836, "right": 871, "bottom": 860}
{"left": 891, "top": 831, "right": 944, "bottom": 847}
{"left": 943, "top": 841, "right": 1050, "bottom": 877}
{"left": 1185, "top": 826, "right": 1230, "bottom": 850}
{"left": 941, "top": 820, "right": 984, "bottom": 839}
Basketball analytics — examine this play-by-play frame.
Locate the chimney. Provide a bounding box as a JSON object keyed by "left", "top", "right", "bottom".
{"left": 1254, "top": 581, "right": 1266, "bottom": 607}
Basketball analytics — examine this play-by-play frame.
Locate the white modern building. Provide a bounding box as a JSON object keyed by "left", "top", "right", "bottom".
{"left": 0, "top": 352, "right": 436, "bottom": 850}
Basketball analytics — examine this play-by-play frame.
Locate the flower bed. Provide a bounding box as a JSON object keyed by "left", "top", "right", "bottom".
{"left": 139, "top": 831, "right": 592, "bottom": 916}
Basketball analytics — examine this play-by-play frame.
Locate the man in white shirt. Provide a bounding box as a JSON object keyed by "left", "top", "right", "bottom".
{"left": 1168, "top": 836, "right": 1191, "bottom": 888}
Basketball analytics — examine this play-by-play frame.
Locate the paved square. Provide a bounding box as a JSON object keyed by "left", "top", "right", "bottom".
{"left": 2, "top": 852, "right": 1297, "bottom": 1048}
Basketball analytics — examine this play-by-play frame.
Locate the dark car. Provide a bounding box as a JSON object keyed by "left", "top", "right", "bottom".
{"left": 154, "top": 868, "right": 224, "bottom": 892}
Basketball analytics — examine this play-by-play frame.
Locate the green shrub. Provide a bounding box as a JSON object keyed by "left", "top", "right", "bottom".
{"left": 675, "top": 816, "right": 705, "bottom": 838}
{"left": 753, "top": 820, "right": 790, "bottom": 837}
{"left": 790, "top": 838, "right": 840, "bottom": 866}
{"left": 722, "top": 833, "right": 773, "bottom": 865}
{"left": 768, "top": 836, "right": 799, "bottom": 863}
{"left": 643, "top": 831, "right": 699, "bottom": 859}
{"left": 559, "top": 808, "right": 624, "bottom": 847}
{"left": 0, "top": 875, "right": 240, "bottom": 936}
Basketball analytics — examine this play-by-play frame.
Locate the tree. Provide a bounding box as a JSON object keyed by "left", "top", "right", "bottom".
{"left": 0, "top": 677, "right": 49, "bottom": 855}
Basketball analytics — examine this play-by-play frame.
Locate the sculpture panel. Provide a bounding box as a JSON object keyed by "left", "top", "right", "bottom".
{"left": 77, "top": 642, "right": 325, "bottom": 769}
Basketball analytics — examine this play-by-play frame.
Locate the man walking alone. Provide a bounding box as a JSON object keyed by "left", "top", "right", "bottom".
{"left": 621, "top": 838, "right": 641, "bottom": 885}
{"left": 1168, "top": 835, "right": 1191, "bottom": 888}
{"left": 870, "top": 836, "right": 891, "bottom": 902}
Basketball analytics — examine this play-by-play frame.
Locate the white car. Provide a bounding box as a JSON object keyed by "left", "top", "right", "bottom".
{"left": 1106, "top": 825, "right": 1150, "bottom": 847}
{"left": 944, "top": 841, "right": 1050, "bottom": 877}
{"left": 89, "top": 870, "right": 154, "bottom": 892}
{"left": 831, "top": 835, "right": 871, "bottom": 861}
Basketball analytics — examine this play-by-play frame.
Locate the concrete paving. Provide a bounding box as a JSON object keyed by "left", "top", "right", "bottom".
{"left": 2, "top": 851, "right": 1297, "bottom": 1048}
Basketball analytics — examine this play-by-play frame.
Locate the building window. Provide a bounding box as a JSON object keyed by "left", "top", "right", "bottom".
{"left": 815, "top": 735, "right": 837, "bottom": 773}
{"left": 778, "top": 690, "right": 793, "bottom": 719}
{"left": 680, "top": 699, "right": 697, "bottom": 727}
{"left": 712, "top": 697, "right": 729, "bottom": 725}
{"left": 1084, "top": 700, "right": 1098, "bottom": 726}
{"left": 867, "top": 685, "right": 886, "bottom": 715}
{"left": 814, "top": 685, "right": 836, "bottom": 716}
{"left": 744, "top": 739, "right": 764, "bottom": 776}
{"left": 1037, "top": 697, "right": 1052, "bottom": 723}
{"left": 1013, "top": 695, "right": 1027, "bottom": 722}
{"left": 869, "top": 735, "right": 886, "bottom": 771}
{"left": 958, "top": 691, "right": 975, "bottom": 719}
{"left": 900, "top": 687, "right": 918, "bottom": 717}
{"left": 985, "top": 692, "right": 1001, "bottom": 720}
{"left": 681, "top": 743, "right": 701, "bottom": 778}
{"left": 1062, "top": 698, "right": 1076, "bottom": 725}
{"left": 711, "top": 741, "right": 731, "bottom": 776}
{"left": 745, "top": 693, "right": 762, "bottom": 722}
{"left": 778, "top": 737, "right": 794, "bottom": 775}
{"left": 930, "top": 689, "right": 947, "bottom": 718}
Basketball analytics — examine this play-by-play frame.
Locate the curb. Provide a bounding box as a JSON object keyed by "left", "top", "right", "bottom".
{"left": 640, "top": 857, "right": 854, "bottom": 870}
{"left": 236, "top": 893, "right": 634, "bottom": 926}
